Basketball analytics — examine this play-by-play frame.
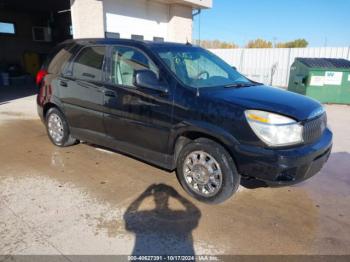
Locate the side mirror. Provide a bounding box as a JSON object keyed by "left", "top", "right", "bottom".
{"left": 134, "top": 70, "right": 168, "bottom": 93}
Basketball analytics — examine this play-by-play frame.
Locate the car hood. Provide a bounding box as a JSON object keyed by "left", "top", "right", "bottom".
{"left": 207, "top": 85, "right": 323, "bottom": 121}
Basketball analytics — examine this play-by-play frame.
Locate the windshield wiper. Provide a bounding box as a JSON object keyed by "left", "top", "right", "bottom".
{"left": 225, "top": 82, "right": 257, "bottom": 88}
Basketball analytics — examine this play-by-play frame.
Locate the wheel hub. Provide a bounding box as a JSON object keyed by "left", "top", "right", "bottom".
{"left": 192, "top": 165, "right": 210, "bottom": 185}
{"left": 48, "top": 113, "right": 64, "bottom": 143}
{"left": 183, "top": 151, "right": 223, "bottom": 197}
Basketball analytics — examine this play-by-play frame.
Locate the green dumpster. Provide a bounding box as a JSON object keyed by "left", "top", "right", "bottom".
{"left": 288, "top": 58, "right": 350, "bottom": 104}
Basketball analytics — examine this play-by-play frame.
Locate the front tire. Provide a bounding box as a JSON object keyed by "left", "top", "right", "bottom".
{"left": 176, "top": 138, "right": 240, "bottom": 204}
{"left": 45, "top": 107, "right": 78, "bottom": 147}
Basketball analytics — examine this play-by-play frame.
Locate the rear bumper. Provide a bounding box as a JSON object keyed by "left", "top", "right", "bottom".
{"left": 232, "top": 128, "right": 333, "bottom": 185}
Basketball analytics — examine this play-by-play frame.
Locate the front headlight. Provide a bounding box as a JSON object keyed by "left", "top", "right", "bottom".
{"left": 245, "top": 110, "right": 303, "bottom": 147}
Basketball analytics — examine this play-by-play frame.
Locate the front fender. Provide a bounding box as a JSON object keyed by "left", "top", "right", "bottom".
{"left": 168, "top": 120, "right": 239, "bottom": 155}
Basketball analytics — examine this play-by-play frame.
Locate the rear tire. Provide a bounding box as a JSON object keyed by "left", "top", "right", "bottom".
{"left": 45, "top": 107, "right": 78, "bottom": 147}
{"left": 176, "top": 138, "right": 240, "bottom": 204}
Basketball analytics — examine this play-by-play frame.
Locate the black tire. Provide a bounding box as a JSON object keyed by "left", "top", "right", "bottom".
{"left": 45, "top": 107, "right": 78, "bottom": 147}
{"left": 176, "top": 138, "right": 240, "bottom": 204}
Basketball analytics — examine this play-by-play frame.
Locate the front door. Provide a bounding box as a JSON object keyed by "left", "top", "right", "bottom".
{"left": 103, "top": 45, "right": 174, "bottom": 155}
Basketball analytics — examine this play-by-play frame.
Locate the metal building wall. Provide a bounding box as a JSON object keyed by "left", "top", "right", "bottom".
{"left": 210, "top": 47, "right": 350, "bottom": 87}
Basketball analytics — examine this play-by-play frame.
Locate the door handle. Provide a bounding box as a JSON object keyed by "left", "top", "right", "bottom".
{"left": 103, "top": 90, "right": 117, "bottom": 98}
{"left": 59, "top": 80, "right": 68, "bottom": 87}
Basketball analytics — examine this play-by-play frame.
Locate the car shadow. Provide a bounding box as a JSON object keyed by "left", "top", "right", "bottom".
{"left": 86, "top": 143, "right": 173, "bottom": 172}
{"left": 240, "top": 177, "right": 268, "bottom": 189}
{"left": 124, "top": 184, "right": 201, "bottom": 256}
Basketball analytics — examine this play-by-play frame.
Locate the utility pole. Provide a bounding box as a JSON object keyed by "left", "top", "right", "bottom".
{"left": 273, "top": 37, "right": 277, "bottom": 48}
{"left": 192, "top": 9, "right": 201, "bottom": 45}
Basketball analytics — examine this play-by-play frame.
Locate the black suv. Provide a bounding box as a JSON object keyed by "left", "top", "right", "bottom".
{"left": 37, "top": 39, "right": 332, "bottom": 203}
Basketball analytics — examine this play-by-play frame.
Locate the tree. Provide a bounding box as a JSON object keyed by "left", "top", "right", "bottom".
{"left": 276, "top": 39, "right": 309, "bottom": 48}
{"left": 194, "top": 39, "right": 239, "bottom": 49}
{"left": 275, "top": 42, "right": 287, "bottom": 48}
{"left": 246, "top": 38, "right": 273, "bottom": 48}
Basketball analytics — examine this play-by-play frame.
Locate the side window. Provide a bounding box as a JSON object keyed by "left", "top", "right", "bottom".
{"left": 46, "top": 43, "right": 75, "bottom": 75}
{"left": 111, "top": 46, "right": 159, "bottom": 87}
{"left": 153, "top": 37, "right": 164, "bottom": 42}
{"left": 131, "top": 35, "right": 144, "bottom": 41}
{"left": 159, "top": 52, "right": 176, "bottom": 72}
{"left": 72, "top": 46, "right": 106, "bottom": 81}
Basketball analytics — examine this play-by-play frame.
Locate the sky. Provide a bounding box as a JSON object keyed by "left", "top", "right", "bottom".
{"left": 193, "top": 0, "right": 350, "bottom": 47}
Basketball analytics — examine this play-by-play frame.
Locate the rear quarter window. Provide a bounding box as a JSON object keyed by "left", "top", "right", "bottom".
{"left": 71, "top": 46, "right": 106, "bottom": 81}
{"left": 43, "top": 43, "right": 76, "bottom": 75}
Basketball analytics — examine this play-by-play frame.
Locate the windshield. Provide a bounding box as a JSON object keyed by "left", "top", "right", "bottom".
{"left": 152, "top": 45, "right": 252, "bottom": 89}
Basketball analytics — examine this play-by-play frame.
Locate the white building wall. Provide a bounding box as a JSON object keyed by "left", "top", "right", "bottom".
{"left": 70, "top": 0, "right": 105, "bottom": 38}
{"left": 71, "top": 0, "right": 197, "bottom": 43}
{"left": 181, "top": 0, "right": 212, "bottom": 8}
{"left": 167, "top": 4, "right": 193, "bottom": 43}
{"left": 210, "top": 47, "right": 350, "bottom": 87}
{"left": 104, "top": 0, "right": 170, "bottom": 41}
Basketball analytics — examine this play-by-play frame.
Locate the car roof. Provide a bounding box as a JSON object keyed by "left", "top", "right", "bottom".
{"left": 61, "top": 38, "right": 195, "bottom": 49}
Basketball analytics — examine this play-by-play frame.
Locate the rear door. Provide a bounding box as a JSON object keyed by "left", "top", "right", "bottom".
{"left": 59, "top": 45, "right": 106, "bottom": 138}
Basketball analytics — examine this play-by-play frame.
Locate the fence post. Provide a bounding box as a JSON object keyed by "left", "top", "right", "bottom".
{"left": 285, "top": 48, "right": 292, "bottom": 87}
{"left": 239, "top": 49, "right": 245, "bottom": 72}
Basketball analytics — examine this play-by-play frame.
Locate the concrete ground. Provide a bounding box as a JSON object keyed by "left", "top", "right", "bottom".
{"left": 0, "top": 87, "right": 350, "bottom": 260}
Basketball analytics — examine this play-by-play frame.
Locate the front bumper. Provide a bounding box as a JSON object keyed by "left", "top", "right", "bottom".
{"left": 232, "top": 128, "right": 333, "bottom": 185}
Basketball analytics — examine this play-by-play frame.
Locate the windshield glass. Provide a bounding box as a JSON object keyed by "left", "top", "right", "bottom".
{"left": 152, "top": 45, "right": 252, "bottom": 88}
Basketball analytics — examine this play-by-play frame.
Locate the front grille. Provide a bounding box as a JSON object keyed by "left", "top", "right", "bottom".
{"left": 303, "top": 113, "right": 327, "bottom": 144}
